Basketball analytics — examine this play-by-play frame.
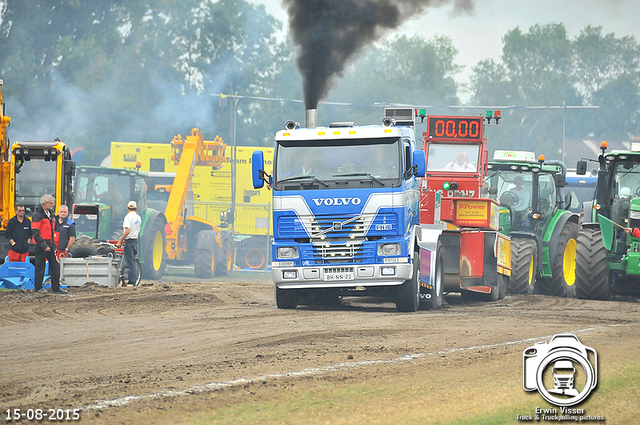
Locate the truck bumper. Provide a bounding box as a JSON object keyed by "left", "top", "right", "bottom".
{"left": 272, "top": 263, "right": 413, "bottom": 289}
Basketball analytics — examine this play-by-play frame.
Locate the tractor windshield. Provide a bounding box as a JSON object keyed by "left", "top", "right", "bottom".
{"left": 610, "top": 162, "right": 640, "bottom": 226}
{"left": 485, "top": 171, "right": 533, "bottom": 229}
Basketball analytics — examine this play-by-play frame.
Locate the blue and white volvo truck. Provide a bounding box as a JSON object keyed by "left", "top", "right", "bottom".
{"left": 252, "top": 108, "right": 429, "bottom": 311}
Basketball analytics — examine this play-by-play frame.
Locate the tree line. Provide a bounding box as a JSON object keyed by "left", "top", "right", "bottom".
{"left": 1, "top": 1, "right": 638, "bottom": 164}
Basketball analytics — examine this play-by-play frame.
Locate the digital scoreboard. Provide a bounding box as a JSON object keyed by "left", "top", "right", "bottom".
{"left": 425, "top": 116, "right": 484, "bottom": 141}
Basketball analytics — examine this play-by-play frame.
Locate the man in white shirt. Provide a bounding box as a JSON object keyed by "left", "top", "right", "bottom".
{"left": 444, "top": 151, "right": 475, "bottom": 171}
{"left": 512, "top": 176, "right": 531, "bottom": 213}
{"left": 116, "top": 201, "right": 142, "bottom": 286}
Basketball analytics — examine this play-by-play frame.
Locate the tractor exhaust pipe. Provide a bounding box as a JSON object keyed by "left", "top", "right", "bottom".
{"left": 305, "top": 108, "right": 317, "bottom": 128}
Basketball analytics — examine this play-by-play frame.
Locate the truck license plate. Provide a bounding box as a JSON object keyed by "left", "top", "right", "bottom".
{"left": 324, "top": 272, "right": 354, "bottom": 281}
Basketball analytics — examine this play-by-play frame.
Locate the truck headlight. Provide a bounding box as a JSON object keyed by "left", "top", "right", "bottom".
{"left": 277, "top": 246, "right": 299, "bottom": 259}
{"left": 378, "top": 243, "right": 401, "bottom": 256}
{"left": 283, "top": 270, "right": 298, "bottom": 279}
{"left": 381, "top": 267, "right": 396, "bottom": 276}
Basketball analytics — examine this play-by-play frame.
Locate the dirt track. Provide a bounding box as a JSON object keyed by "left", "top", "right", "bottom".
{"left": 1, "top": 272, "right": 639, "bottom": 424}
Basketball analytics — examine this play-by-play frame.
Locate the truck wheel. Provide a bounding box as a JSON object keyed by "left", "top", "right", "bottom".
{"left": 214, "top": 237, "right": 234, "bottom": 276}
{"left": 509, "top": 238, "right": 537, "bottom": 294}
{"left": 539, "top": 222, "right": 579, "bottom": 297}
{"left": 396, "top": 254, "right": 420, "bottom": 312}
{"left": 421, "top": 245, "right": 443, "bottom": 310}
{"left": 194, "top": 248, "right": 215, "bottom": 279}
{"left": 275, "top": 286, "right": 299, "bottom": 309}
{"left": 575, "top": 227, "right": 611, "bottom": 300}
{"left": 142, "top": 220, "right": 166, "bottom": 280}
{"left": 498, "top": 273, "right": 508, "bottom": 299}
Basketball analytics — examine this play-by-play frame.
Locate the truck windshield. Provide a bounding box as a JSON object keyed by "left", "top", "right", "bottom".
{"left": 15, "top": 159, "right": 57, "bottom": 213}
{"left": 426, "top": 143, "right": 479, "bottom": 172}
{"left": 274, "top": 138, "right": 401, "bottom": 190}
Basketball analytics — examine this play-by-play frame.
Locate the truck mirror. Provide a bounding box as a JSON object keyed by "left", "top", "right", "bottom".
{"left": 252, "top": 150, "right": 265, "bottom": 189}
{"left": 554, "top": 173, "right": 566, "bottom": 187}
{"left": 64, "top": 159, "right": 76, "bottom": 177}
{"left": 412, "top": 150, "right": 425, "bottom": 177}
{"left": 576, "top": 160, "right": 587, "bottom": 175}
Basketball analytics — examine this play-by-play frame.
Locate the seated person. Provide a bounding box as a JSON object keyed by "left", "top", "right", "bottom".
{"left": 511, "top": 176, "right": 531, "bottom": 226}
{"left": 443, "top": 151, "right": 475, "bottom": 171}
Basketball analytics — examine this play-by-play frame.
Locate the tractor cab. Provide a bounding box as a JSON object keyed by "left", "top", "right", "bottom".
{"left": 73, "top": 166, "right": 149, "bottom": 240}
{"left": 486, "top": 151, "right": 579, "bottom": 297}
{"left": 485, "top": 151, "right": 567, "bottom": 234}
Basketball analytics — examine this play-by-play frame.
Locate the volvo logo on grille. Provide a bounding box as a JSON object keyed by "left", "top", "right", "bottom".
{"left": 333, "top": 222, "right": 343, "bottom": 231}
{"left": 312, "top": 197, "right": 362, "bottom": 206}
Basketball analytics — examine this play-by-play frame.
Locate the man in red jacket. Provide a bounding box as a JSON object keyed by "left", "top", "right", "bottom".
{"left": 31, "top": 194, "right": 66, "bottom": 294}
{"left": 624, "top": 227, "right": 640, "bottom": 238}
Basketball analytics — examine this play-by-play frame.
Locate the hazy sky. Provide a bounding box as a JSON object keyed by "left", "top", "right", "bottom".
{"left": 251, "top": 0, "right": 640, "bottom": 91}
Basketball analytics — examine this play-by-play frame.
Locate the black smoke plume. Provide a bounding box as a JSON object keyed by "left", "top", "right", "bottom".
{"left": 284, "top": 0, "right": 475, "bottom": 109}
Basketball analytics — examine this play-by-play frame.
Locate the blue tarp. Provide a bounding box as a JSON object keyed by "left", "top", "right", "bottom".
{"left": 0, "top": 261, "right": 35, "bottom": 290}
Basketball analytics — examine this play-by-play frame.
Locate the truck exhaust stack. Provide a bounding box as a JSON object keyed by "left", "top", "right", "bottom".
{"left": 305, "top": 109, "right": 317, "bottom": 128}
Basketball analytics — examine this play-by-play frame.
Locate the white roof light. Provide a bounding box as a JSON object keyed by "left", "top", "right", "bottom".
{"left": 493, "top": 150, "right": 536, "bottom": 162}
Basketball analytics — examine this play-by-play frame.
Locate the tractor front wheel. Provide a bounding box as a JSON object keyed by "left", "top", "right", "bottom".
{"left": 575, "top": 227, "right": 611, "bottom": 300}
{"left": 509, "top": 238, "right": 537, "bottom": 294}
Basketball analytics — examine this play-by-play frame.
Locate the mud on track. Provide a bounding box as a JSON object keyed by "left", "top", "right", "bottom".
{"left": 1, "top": 273, "right": 639, "bottom": 424}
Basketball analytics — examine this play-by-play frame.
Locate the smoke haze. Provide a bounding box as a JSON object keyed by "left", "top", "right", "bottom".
{"left": 284, "top": 0, "right": 475, "bottom": 109}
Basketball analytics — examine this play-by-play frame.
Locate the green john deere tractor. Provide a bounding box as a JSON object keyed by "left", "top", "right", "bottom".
{"left": 575, "top": 142, "right": 640, "bottom": 299}
{"left": 485, "top": 151, "right": 580, "bottom": 297}
{"left": 72, "top": 166, "right": 167, "bottom": 280}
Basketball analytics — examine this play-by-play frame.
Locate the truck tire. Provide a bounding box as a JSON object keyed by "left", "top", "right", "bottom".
{"left": 538, "top": 222, "right": 578, "bottom": 297}
{"left": 575, "top": 227, "right": 611, "bottom": 300}
{"left": 141, "top": 220, "right": 166, "bottom": 280}
{"left": 509, "top": 238, "right": 537, "bottom": 294}
{"left": 275, "top": 286, "right": 299, "bottom": 309}
{"left": 396, "top": 254, "right": 420, "bottom": 312}
{"left": 194, "top": 248, "right": 215, "bottom": 279}
{"left": 421, "top": 244, "right": 443, "bottom": 310}
{"left": 69, "top": 246, "right": 98, "bottom": 258}
{"left": 214, "top": 236, "right": 233, "bottom": 276}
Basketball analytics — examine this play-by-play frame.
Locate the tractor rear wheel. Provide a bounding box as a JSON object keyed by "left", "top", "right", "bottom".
{"left": 539, "top": 222, "right": 579, "bottom": 297}
{"left": 575, "top": 227, "right": 611, "bottom": 300}
{"left": 509, "top": 238, "right": 537, "bottom": 294}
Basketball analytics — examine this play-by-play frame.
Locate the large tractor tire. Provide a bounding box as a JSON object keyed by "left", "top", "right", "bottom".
{"left": 275, "top": 286, "right": 299, "bottom": 309}
{"left": 420, "top": 244, "right": 444, "bottom": 310}
{"left": 575, "top": 227, "right": 611, "bottom": 300}
{"left": 396, "top": 254, "right": 420, "bottom": 312}
{"left": 194, "top": 248, "right": 215, "bottom": 279}
{"left": 538, "top": 222, "right": 579, "bottom": 297}
{"left": 509, "top": 238, "right": 537, "bottom": 294}
{"left": 142, "top": 219, "right": 166, "bottom": 280}
{"left": 214, "top": 235, "right": 234, "bottom": 277}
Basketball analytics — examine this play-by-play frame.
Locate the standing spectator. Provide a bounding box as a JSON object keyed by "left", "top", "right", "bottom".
{"left": 54, "top": 205, "right": 76, "bottom": 257}
{"left": 32, "top": 195, "right": 66, "bottom": 294}
{"left": 115, "top": 201, "right": 141, "bottom": 286}
{"left": 6, "top": 204, "right": 31, "bottom": 262}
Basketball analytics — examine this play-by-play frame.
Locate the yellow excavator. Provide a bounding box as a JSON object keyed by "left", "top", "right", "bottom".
{"left": 165, "top": 128, "right": 234, "bottom": 277}
{"left": 0, "top": 79, "right": 75, "bottom": 259}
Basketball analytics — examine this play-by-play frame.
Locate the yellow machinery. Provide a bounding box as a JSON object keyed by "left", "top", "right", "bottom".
{"left": 110, "top": 140, "right": 274, "bottom": 270}
{"left": 0, "top": 80, "right": 75, "bottom": 259}
{"left": 164, "top": 128, "right": 233, "bottom": 277}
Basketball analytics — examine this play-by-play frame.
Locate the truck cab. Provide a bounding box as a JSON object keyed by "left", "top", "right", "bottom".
{"left": 252, "top": 108, "right": 426, "bottom": 311}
